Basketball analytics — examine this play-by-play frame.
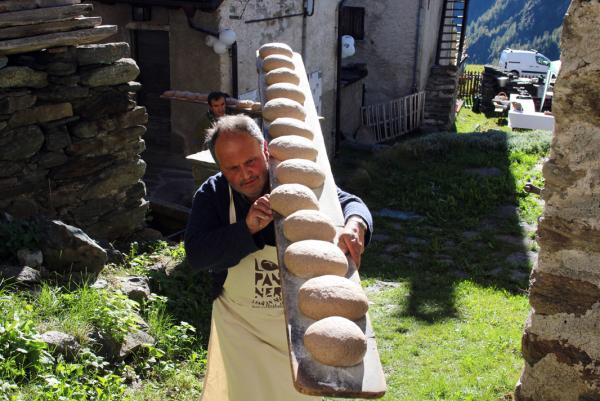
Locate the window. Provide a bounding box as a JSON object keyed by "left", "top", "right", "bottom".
{"left": 536, "top": 55, "right": 550, "bottom": 66}
{"left": 340, "top": 6, "right": 365, "bottom": 40}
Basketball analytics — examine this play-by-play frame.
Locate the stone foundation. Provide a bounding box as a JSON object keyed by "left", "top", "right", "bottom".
{"left": 422, "top": 64, "right": 461, "bottom": 132}
{"left": 515, "top": 1, "right": 600, "bottom": 400}
{"left": 0, "top": 43, "right": 148, "bottom": 241}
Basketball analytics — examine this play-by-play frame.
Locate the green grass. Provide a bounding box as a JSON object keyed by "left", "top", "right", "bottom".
{"left": 455, "top": 107, "right": 510, "bottom": 134}
{"left": 368, "top": 282, "right": 527, "bottom": 401}
{"left": 332, "top": 121, "right": 550, "bottom": 400}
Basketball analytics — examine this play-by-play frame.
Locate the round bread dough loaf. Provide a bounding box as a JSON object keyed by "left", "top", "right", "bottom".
{"left": 265, "top": 67, "right": 300, "bottom": 86}
{"left": 275, "top": 158, "right": 325, "bottom": 188}
{"left": 298, "top": 275, "right": 369, "bottom": 320}
{"left": 269, "top": 135, "right": 317, "bottom": 162}
{"left": 303, "top": 316, "right": 367, "bottom": 367}
{"left": 266, "top": 83, "right": 305, "bottom": 105}
{"left": 270, "top": 183, "right": 318, "bottom": 217}
{"left": 283, "top": 210, "right": 336, "bottom": 243}
{"left": 268, "top": 118, "right": 314, "bottom": 140}
{"left": 258, "top": 42, "right": 293, "bottom": 59}
{"left": 284, "top": 239, "right": 348, "bottom": 278}
{"left": 262, "top": 54, "right": 295, "bottom": 72}
{"left": 262, "top": 98, "right": 306, "bottom": 122}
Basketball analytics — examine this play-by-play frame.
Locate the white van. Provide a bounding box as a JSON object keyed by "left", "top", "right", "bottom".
{"left": 498, "top": 49, "right": 551, "bottom": 78}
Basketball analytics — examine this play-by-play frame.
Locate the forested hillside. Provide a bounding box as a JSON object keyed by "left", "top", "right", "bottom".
{"left": 465, "top": 0, "right": 571, "bottom": 64}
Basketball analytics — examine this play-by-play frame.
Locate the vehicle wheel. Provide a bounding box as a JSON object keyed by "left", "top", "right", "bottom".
{"left": 510, "top": 70, "right": 520, "bottom": 78}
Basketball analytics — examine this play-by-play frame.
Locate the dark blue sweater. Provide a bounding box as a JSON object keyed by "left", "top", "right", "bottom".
{"left": 184, "top": 172, "right": 373, "bottom": 300}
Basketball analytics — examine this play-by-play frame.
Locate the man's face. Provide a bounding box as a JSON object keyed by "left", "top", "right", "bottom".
{"left": 215, "top": 130, "right": 269, "bottom": 202}
{"left": 208, "top": 97, "right": 226, "bottom": 118}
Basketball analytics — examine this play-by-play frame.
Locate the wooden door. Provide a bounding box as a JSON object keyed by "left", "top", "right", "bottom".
{"left": 133, "top": 30, "right": 171, "bottom": 151}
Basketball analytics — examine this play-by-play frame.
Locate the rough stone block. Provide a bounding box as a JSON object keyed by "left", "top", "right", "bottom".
{"left": 80, "top": 58, "right": 140, "bottom": 87}
{"left": 81, "top": 159, "right": 146, "bottom": 200}
{"left": 529, "top": 270, "right": 600, "bottom": 316}
{"left": 8, "top": 102, "right": 73, "bottom": 129}
{"left": 45, "top": 127, "right": 71, "bottom": 151}
{"left": 37, "top": 151, "right": 68, "bottom": 168}
{"left": 50, "top": 154, "right": 115, "bottom": 180}
{"left": 76, "top": 42, "right": 130, "bottom": 66}
{"left": 74, "top": 89, "right": 130, "bottom": 119}
{"left": 0, "top": 93, "right": 36, "bottom": 114}
{"left": 0, "top": 125, "right": 44, "bottom": 160}
{"left": 86, "top": 200, "right": 149, "bottom": 240}
{"left": 38, "top": 219, "right": 107, "bottom": 274}
{"left": 0, "top": 66, "right": 47, "bottom": 89}
{"left": 36, "top": 85, "right": 89, "bottom": 102}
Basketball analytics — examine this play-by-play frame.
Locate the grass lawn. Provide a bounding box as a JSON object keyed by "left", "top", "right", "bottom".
{"left": 0, "top": 108, "right": 550, "bottom": 400}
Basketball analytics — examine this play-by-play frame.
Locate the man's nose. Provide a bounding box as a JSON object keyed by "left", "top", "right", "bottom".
{"left": 240, "top": 165, "right": 252, "bottom": 179}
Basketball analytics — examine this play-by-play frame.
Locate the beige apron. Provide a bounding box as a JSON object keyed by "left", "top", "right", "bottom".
{"left": 200, "top": 187, "right": 320, "bottom": 401}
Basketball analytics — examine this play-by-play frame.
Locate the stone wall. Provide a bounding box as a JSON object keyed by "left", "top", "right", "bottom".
{"left": 422, "top": 64, "right": 461, "bottom": 132}
{"left": 515, "top": 1, "right": 600, "bottom": 400}
{"left": 0, "top": 43, "right": 148, "bottom": 241}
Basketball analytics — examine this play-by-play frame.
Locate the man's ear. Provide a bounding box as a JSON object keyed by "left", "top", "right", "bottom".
{"left": 263, "top": 140, "right": 269, "bottom": 158}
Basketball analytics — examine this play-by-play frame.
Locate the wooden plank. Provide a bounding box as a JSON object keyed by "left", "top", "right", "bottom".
{"left": 0, "top": 25, "right": 117, "bottom": 55}
{"left": 0, "top": 0, "right": 81, "bottom": 13}
{"left": 259, "top": 52, "right": 386, "bottom": 399}
{"left": 0, "top": 16, "right": 100, "bottom": 40}
{"left": 0, "top": 4, "right": 91, "bottom": 28}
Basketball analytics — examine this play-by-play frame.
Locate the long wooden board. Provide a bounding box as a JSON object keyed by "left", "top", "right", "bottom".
{"left": 258, "top": 52, "right": 386, "bottom": 398}
{"left": 0, "top": 25, "right": 117, "bottom": 55}
{"left": 0, "top": 16, "right": 101, "bottom": 40}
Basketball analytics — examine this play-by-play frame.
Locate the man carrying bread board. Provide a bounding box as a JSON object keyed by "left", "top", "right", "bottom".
{"left": 194, "top": 91, "right": 230, "bottom": 151}
{"left": 184, "top": 115, "right": 373, "bottom": 401}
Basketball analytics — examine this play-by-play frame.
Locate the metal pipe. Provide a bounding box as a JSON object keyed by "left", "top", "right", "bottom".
{"left": 334, "top": 0, "right": 348, "bottom": 155}
{"left": 411, "top": 0, "right": 424, "bottom": 92}
{"left": 231, "top": 42, "right": 238, "bottom": 97}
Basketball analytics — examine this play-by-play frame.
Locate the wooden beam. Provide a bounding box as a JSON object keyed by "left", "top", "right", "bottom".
{"left": 0, "top": 17, "right": 101, "bottom": 40}
{"left": 0, "top": 25, "right": 118, "bottom": 55}
{"left": 0, "top": 4, "right": 91, "bottom": 28}
{"left": 0, "top": 0, "right": 81, "bottom": 13}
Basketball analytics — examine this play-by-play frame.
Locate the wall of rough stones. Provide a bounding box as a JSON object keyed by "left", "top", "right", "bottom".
{"left": 422, "top": 64, "right": 461, "bottom": 132}
{"left": 515, "top": 1, "right": 600, "bottom": 400}
{"left": 0, "top": 42, "right": 148, "bottom": 241}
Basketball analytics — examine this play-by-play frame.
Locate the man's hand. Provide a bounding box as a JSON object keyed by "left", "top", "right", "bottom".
{"left": 338, "top": 216, "right": 366, "bottom": 268}
{"left": 246, "top": 194, "right": 273, "bottom": 234}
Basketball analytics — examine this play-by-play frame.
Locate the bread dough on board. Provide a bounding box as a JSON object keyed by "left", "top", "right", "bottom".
{"left": 284, "top": 239, "right": 348, "bottom": 278}
{"left": 298, "top": 275, "right": 369, "bottom": 320}
{"left": 303, "top": 316, "right": 367, "bottom": 367}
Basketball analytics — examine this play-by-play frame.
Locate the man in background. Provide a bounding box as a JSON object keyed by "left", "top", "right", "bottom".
{"left": 195, "top": 91, "right": 229, "bottom": 151}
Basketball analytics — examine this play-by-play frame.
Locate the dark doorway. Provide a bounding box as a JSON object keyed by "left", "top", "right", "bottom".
{"left": 133, "top": 30, "right": 172, "bottom": 152}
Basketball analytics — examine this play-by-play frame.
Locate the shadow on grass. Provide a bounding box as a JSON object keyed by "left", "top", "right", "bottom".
{"left": 335, "top": 129, "right": 550, "bottom": 323}
{"left": 145, "top": 260, "right": 213, "bottom": 347}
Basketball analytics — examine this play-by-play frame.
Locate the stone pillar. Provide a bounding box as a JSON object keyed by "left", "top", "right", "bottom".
{"left": 515, "top": 1, "right": 600, "bottom": 400}
{"left": 422, "top": 64, "right": 461, "bottom": 132}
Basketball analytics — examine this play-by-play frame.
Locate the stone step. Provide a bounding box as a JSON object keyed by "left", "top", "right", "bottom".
{"left": 0, "top": 16, "right": 101, "bottom": 40}
{"left": 0, "top": 25, "right": 118, "bottom": 55}
{"left": 0, "top": 0, "right": 81, "bottom": 13}
{"left": 0, "top": 4, "right": 91, "bottom": 28}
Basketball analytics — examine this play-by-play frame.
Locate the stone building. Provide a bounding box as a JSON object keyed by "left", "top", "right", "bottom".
{"left": 92, "top": 0, "right": 468, "bottom": 157}
{"left": 92, "top": 0, "right": 340, "bottom": 158}
{"left": 0, "top": 1, "right": 148, "bottom": 241}
{"left": 339, "top": 0, "right": 468, "bottom": 143}
{"left": 515, "top": 1, "right": 600, "bottom": 400}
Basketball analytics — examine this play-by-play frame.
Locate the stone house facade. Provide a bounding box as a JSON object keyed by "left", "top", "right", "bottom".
{"left": 339, "top": 0, "right": 467, "bottom": 141}
{"left": 92, "top": 0, "right": 339, "bottom": 157}
{"left": 93, "top": 0, "right": 466, "bottom": 157}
